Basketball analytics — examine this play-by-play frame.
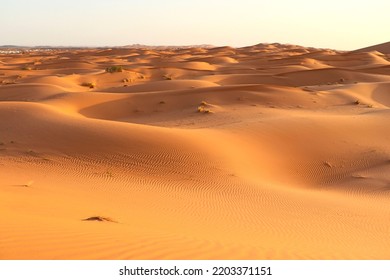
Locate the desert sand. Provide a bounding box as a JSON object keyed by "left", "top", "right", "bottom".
{"left": 1, "top": 43, "right": 390, "bottom": 259}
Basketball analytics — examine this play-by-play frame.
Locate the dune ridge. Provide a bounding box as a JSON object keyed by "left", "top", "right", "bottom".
{"left": 1, "top": 43, "right": 390, "bottom": 260}
{"left": 353, "top": 41, "right": 390, "bottom": 54}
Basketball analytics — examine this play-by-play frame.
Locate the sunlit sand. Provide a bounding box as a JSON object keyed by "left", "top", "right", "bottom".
{"left": 1, "top": 42, "right": 390, "bottom": 259}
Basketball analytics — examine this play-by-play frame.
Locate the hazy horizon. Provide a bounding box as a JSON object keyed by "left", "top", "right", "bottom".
{"left": 1, "top": 0, "right": 389, "bottom": 51}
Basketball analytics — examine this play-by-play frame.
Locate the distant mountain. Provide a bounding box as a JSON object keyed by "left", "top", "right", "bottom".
{"left": 353, "top": 41, "right": 390, "bottom": 54}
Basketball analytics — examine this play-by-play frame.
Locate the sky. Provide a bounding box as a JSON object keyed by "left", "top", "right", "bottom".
{"left": 1, "top": 0, "right": 389, "bottom": 50}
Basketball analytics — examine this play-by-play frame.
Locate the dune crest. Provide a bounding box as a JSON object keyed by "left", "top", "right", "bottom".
{"left": 353, "top": 41, "right": 390, "bottom": 54}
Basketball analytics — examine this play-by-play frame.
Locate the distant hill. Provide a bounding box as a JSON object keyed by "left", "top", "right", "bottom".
{"left": 121, "top": 44, "right": 215, "bottom": 50}
{"left": 0, "top": 44, "right": 215, "bottom": 51}
{"left": 354, "top": 41, "right": 390, "bottom": 54}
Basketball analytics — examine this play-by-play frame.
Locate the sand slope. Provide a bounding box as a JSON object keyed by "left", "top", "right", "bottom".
{"left": 354, "top": 41, "right": 390, "bottom": 54}
{"left": 1, "top": 44, "right": 390, "bottom": 260}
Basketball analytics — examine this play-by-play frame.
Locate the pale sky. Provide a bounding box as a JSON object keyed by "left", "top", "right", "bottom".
{"left": 1, "top": 0, "right": 389, "bottom": 50}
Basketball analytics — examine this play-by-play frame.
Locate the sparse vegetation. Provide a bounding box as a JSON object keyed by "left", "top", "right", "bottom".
{"left": 159, "top": 101, "right": 166, "bottom": 104}
{"left": 197, "top": 106, "right": 212, "bottom": 114}
{"left": 83, "top": 216, "right": 117, "bottom": 223}
{"left": 1, "top": 79, "right": 16, "bottom": 85}
{"left": 81, "top": 82, "right": 96, "bottom": 89}
{"left": 197, "top": 101, "right": 214, "bottom": 113}
{"left": 105, "top": 65, "right": 123, "bottom": 73}
{"left": 23, "top": 180, "right": 34, "bottom": 187}
{"left": 353, "top": 99, "right": 374, "bottom": 108}
{"left": 21, "top": 65, "right": 33, "bottom": 71}
{"left": 163, "top": 74, "right": 172, "bottom": 80}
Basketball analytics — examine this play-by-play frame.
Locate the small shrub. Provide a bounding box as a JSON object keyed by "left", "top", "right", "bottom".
{"left": 197, "top": 106, "right": 212, "bottom": 114}
{"left": 105, "top": 66, "right": 123, "bottom": 73}
{"left": 83, "top": 216, "right": 117, "bottom": 223}
{"left": 81, "top": 82, "right": 96, "bottom": 89}
{"left": 197, "top": 101, "right": 214, "bottom": 113}
{"left": 354, "top": 100, "right": 361, "bottom": 105}
{"left": 21, "top": 65, "right": 32, "bottom": 70}
{"left": 23, "top": 180, "right": 34, "bottom": 187}
{"left": 1, "top": 79, "right": 16, "bottom": 85}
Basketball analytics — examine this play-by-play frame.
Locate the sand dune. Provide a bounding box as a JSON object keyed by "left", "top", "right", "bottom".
{"left": 1, "top": 43, "right": 390, "bottom": 260}
{"left": 354, "top": 41, "right": 390, "bottom": 54}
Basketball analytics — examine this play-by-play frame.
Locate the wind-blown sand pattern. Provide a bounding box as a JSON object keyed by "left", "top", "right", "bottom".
{"left": 1, "top": 43, "right": 390, "bottom": 259}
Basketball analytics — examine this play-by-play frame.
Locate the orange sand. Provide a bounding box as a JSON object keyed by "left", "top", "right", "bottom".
{"left": 1, "top": 43, "right": 390, "bottom": 259}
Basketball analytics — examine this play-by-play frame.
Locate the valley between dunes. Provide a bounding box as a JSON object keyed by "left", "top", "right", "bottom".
{"left": 1, "top": 43, "right": 390, "bottom": 259}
